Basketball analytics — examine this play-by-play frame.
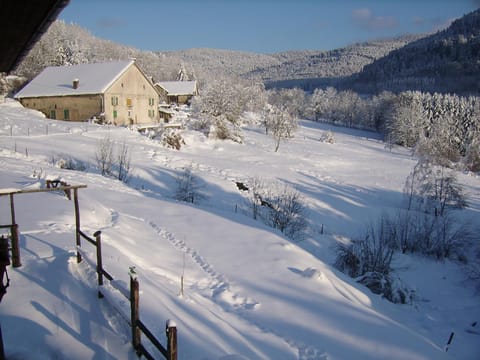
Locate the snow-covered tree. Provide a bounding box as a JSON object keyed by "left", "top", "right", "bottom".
{"left": 268, "top": 88, "right": 307, "bottom": 119}
{"left": 191, "top": 77, "right": 251, "bottom": 142}
{"left": 404, "top": 159, "right": 467, "bottom": 216}
{"left": 385, "top": 91, "right": 426, "bottom": 148}
{"left": 264, "top": 105, "right": 298, "bottom": 152}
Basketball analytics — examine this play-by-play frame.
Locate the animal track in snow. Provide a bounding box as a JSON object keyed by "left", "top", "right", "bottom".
{"left": 147, "top": 221, "right": 329, "bottom": 359}
{"left": 147, "top": 220, "right": 259, "bottom": 312}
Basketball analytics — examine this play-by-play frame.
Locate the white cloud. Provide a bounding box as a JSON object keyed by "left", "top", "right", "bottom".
{"left": 352, "top": 8, "right": 397, "bottom": 31}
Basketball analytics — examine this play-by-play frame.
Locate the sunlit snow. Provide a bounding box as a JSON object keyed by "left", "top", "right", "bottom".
{"left": 0, "top": 99, "right": 478, "bottom": 360}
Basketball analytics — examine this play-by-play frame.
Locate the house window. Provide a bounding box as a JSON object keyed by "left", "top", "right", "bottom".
{"left": 111, "top": 96, "right": 118, "bottom": 106}
{"left": 126, "top": 98, "right": 132, "bottom": 107}
{"left": 113, "top": 110, "right": 118, "bottom": 119}
{"left": 50, "top": 110, "right": 56, "bottom": 119}
{"left": 149, "top": 98, "right": 155, "bottom": 106}
{"left": 64, "top": 109, "right": 70, "bottom": 120}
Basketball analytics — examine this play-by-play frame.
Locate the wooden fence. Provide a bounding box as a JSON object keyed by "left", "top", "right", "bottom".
{"left": 0, "top": 186, "right": 177, "bottom": 360}
{"left": 76, "top": 229, "right": 177, "bottom": 360}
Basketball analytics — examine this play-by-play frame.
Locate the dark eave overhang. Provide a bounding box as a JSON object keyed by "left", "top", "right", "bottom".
{"left": 0, "top": 0, "right": 70, "bottom": 73}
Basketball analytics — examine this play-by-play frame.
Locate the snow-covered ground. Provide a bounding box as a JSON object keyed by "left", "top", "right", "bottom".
{"left": 0, "top": 99, "right": 478, "bottom": 360}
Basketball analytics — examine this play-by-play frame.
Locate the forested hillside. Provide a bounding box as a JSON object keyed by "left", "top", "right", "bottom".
{"left": 349, "top": 9, "right": 480, "bottom": 95}
{"left": 248, "top": 35, "right": 421, "bottom": 82}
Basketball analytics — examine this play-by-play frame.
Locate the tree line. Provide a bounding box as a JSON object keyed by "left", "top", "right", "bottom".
{"left": 309, "top": 87, "right": 480, "bottom": 172}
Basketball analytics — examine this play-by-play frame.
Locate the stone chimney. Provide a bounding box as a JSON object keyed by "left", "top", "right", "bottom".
{"left": 73, "top": 79, "right": 79, "bottom": 89}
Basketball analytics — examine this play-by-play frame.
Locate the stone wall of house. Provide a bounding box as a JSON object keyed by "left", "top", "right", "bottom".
{"left": 19, "top": 95, "right": 101, "bottom": 121}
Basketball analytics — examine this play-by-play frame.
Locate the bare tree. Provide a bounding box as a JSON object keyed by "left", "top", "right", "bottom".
{"left": 175, "top": 165, "right": 205, "bottom": 204}
{"left": 95, "top": 134, "right": 114, "bottom": 176}
{"left": 116, "top": 139, "right": 132, "bottom": 183}
{"left": 247, "top": 176, "right": 265, "bottom": 220}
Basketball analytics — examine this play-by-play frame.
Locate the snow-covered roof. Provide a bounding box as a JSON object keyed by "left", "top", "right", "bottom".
{"left": 15, "top": 60, "right": 135, "bottom": 98}
{"left": 155, "top": 81, "right": 197, "bottom": 96}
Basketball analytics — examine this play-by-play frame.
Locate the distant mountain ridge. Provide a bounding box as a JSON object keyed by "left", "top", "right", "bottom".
{"left": 348, "top": 9, "right": 480, "bottom": 95}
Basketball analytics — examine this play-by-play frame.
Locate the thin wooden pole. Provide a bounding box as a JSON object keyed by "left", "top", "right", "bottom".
{"left": 166, "top": 320, "right": 177, "bottom": 360}
{"left": 130, "top": 275, "right": 141, "bottom": 352}
{"left": 0, "top": 322, "right": 5, "bottom": 360}
{"left": 9, "top": 194, "right": 15, "bottom": 226}
{"left": 73, "top": 188, "right": 82, "bottom": 263}
{"left": 94, "top": 231, "right": 104, "bottom": 298}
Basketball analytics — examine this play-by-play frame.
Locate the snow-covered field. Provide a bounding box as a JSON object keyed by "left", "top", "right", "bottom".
{"left": 0, "top": 99, "right": 478, "bottom": 360}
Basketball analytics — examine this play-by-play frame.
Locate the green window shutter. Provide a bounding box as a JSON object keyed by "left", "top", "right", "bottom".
{"left": 113, "top": 110, "right": 117, "bottom": 118}
{"left": 50, "top": 110, "right": 56, "bottom": 119}
{"left": 64, "top": 109, "right": 70, "bottom": 120}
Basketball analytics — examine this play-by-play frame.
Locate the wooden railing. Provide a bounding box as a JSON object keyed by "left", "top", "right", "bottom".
{"left": 0, "top": 185, "right": 177, "bottom": 359}
{"left": 77, "top": 229, "right": 177, "bottom": 360}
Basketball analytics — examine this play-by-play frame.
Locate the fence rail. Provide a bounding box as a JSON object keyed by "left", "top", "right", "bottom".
{"left": 77, "top": 229, "right": 177, "bottom": 360}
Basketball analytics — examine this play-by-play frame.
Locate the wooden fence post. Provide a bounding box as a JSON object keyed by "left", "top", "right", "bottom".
{"left": 130, "top": 274, "right": 141, "bottom": 353}
{"left": 166, "top": 320, "right": 177, "bottom": 360}
{"left": 0, "top": 322, "right": 5, "bottom": 360}
{"left": 9, "top": 194, "right": 21, "bottom": 268}
{"left": 73, "top": 188, "right": 82, "bottom": 263}
{"left": 10, "top": 224, "right": 21, "bottom": 268}
{"left": 94, "top": 231, "right": 104, "bottom": 298}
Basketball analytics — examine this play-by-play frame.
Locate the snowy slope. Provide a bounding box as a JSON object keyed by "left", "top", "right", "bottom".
{"left": 0, "top": 99, "right": 479, "bottom": 360}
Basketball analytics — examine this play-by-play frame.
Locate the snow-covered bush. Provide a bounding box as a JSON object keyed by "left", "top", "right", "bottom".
{"left": 211, "top": 115, "right": 244, "bottom": 143}
{"left": 335, "top": 216, "right": 395, "bottom": 279}
{"left": 319, "top": 131, "right": 335, "bottom": 144}
{"left": 161, "top": 130, "right": 185, "bottom": 150}
{"left": 357, "top": 272, "right": 413, "bottom": 304}
{"left": 333, "top": 216, "right": 422, "bottom": 303}
{"left": 247, "top": 178, "right": 308, "bottom": 241}
{"left": 51, "top": 153, "right": 86, "bottom": 171}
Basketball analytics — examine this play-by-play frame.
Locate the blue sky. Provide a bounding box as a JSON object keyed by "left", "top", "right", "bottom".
{"left": 60, "top": 0, "right": 479, "bottom": 53}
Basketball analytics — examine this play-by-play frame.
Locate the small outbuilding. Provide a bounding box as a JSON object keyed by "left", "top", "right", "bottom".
{"left": 14, "top": 60, "right": 160, "bottom": 126}
{"left": 155, "top": 81, "right": 198, "bottom": 105}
